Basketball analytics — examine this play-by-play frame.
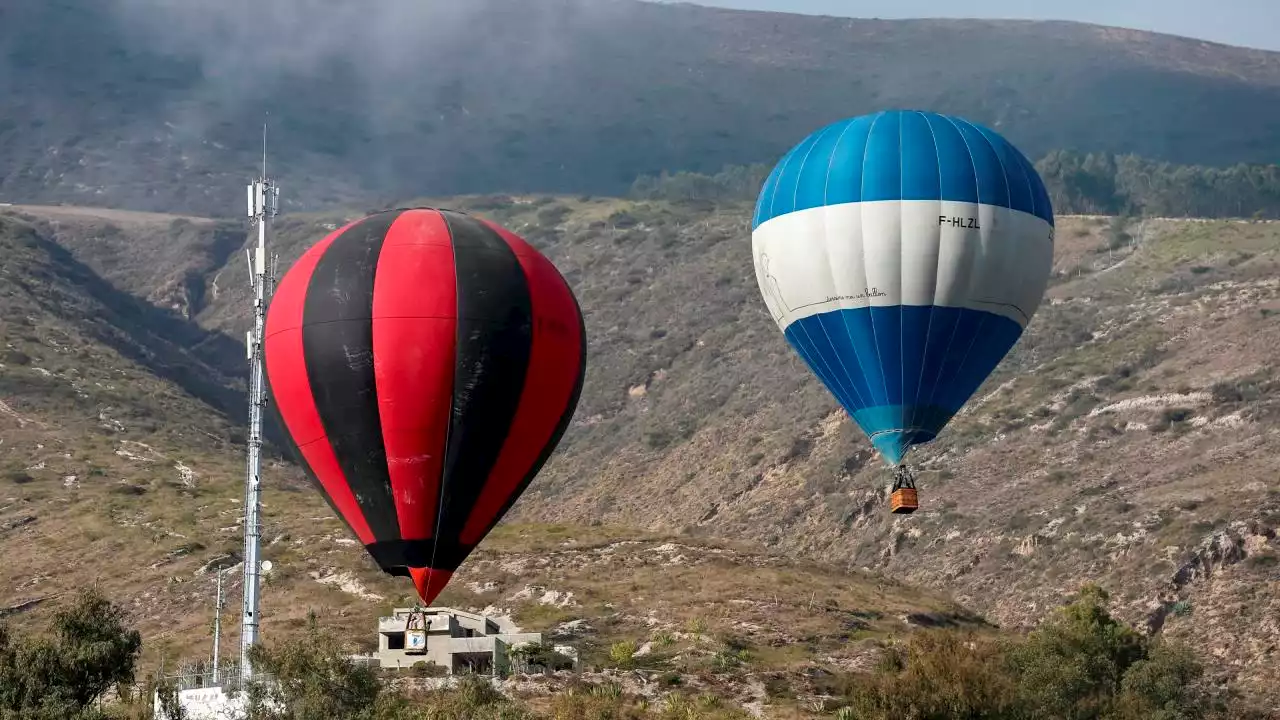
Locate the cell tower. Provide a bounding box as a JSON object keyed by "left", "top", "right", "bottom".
{"left": 241, "top": 123, "right": 279, "bottom": 681}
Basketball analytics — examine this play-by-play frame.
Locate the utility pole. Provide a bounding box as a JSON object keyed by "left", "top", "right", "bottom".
{"left": 240, "top": 122, "right": 280, "bottom": 681}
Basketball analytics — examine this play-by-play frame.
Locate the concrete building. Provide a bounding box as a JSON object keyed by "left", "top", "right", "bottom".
{"left": 375, "top": 607, "right": 543, "bottom": 676}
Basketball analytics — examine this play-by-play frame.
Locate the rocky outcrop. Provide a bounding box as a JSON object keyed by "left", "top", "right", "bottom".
{"left": 1146, "top": 521, "right": 1278, "bottom": 634}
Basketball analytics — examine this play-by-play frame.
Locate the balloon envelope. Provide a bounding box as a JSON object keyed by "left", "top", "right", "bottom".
{"left": 263, "top": 207, "right": 586, "bottom": 604}
{"left": 751, "top": 110, "right": 1053, "bottom": 466}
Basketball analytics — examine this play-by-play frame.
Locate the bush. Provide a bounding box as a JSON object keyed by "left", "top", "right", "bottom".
{"left": 608, "top": 210, "right": 641, "bottom": 229}
{"left": 508, "top": 641, "right": 575, "bottom": 673}
{"left": 466, "top": 195, "right": 514, "bottom": 211}
{"left": 244, "top": 622, "right": 389, "bottom": 720}
{"left": 548, "top": 681, "right": 647, "bottom": 720}
{"left": 410, "top": 660, "right": 448, "bottom": 678}
{"left": 629, "top": 164, "right": 771, "bottom": 203}
{"left": 0, "top": 585, "right": 1254, "bottom": 720}
{"left": 1246, "top": 551, "right": 1278, "bottom": 569}
{"left": 1007, "top": 584, "right": 1149, "bottom": 718}
{"left": 1106, "top": 216, "right": 1132, "bottom": 251}
{"left": 837, "top": 630, "right": 1020, "bottom": 719}
{"left": 249, "top": 627, "right": 540, "bottom": 719}
{"left": 608, "top": 640, "right": 638, "bottom": 668}
{"left": 0, "top": 588, "right": 143, "bottom": 720}
{"left": 408, "top": 675, "right": 529, "bottom": 720}
{"left": 829, "top": 584, "right": 1229, "bottom": 720}
{"left": 535, "top": 203, "right": 571, "bottom": 227}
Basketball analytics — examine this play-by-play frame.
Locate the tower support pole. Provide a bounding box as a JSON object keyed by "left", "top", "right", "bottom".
{"left": 241, "top": 124, "right": 279, "bottom": 681}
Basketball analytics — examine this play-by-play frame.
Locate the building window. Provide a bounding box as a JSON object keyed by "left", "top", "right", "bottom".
{"left": 452, "top": 653, "right": 493, "bottom": 675}
{"left": 386, "top": 632, "right": 405, "bottom": 650}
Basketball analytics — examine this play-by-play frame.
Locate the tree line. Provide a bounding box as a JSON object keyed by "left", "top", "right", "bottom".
{"left": 630, "top": 152, "right": 1280, "bottom": 220}
{"left": 2, "top": 584, "right": 1273, "bottom": 719}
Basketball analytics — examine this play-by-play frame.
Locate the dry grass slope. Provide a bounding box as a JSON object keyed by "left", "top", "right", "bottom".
{"left": 1, "top": 199, "right": 1278, "bottom": 709}
{"left": 0, "top": 206, "right": 989, "bottom": 718}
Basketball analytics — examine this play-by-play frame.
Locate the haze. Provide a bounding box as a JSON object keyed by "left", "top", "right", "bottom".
{"left": 678, "top": 0, "right": 1280, "bottom": 51}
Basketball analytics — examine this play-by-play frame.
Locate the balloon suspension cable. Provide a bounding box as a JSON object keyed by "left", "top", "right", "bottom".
{"left": 891, "top": 464, "right": 917, "bottom": 492}
{"left": 888, "top": 464, "right": 920, "bottom": 514}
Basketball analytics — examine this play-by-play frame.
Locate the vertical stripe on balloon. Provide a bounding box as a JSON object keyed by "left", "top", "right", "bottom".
{"left": 371, "top": 209, "right": 458, "bottom": 545}
{"left": 301, "top": 210, "right": 404, "bottom": 544}
{"left": 263, "top": 218, "right": 377, "bottom": 545}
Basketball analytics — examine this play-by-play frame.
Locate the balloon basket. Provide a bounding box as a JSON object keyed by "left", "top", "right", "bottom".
{"left": 889, "top": 466, "right": 919, "bottom": 514}
{"left": 890, "top": 488, "right": 919, "bottom": 514}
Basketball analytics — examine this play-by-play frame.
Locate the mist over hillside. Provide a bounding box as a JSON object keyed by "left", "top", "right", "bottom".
{"left": 4, "top": 0, "right": 1280, "bottom": 214}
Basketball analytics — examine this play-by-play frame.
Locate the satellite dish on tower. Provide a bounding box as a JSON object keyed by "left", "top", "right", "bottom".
{"left": 261, "top": 560, "right": 274, "bottom": 574}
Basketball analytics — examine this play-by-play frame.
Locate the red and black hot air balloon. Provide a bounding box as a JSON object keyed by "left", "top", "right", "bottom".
{"left": 262, "top": 207, "right": 586, "bottom": 605}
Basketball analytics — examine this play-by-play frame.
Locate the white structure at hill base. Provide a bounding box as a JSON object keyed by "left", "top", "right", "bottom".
{"left": 374, "top": 606, "right": 548, "bottom": 675}
{"left": 153, "top": 687, "right": 249, "bottom": 720}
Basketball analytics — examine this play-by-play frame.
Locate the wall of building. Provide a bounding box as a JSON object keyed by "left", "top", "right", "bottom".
{"left": 155, "top": 687, "right": 247, "bottom": 720}
{"left": 376, "top": 632, "right": 457, "bottom": 671}
{"left": 372, "top": 609, "right": 544, "bottom": 676}
{"left": 498, "top": 633, "right": 543, "bottom": 647}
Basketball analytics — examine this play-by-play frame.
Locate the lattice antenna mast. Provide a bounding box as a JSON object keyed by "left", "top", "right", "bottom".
{"left": 241, "top": 121, "right": 280, "bottom": 681}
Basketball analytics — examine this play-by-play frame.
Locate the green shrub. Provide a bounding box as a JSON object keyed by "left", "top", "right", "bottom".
{"left": 829, "top": 584, "right": 1226, "bottom": 720}
{"left": 0, "top": 588, "right": 143, "bottom": 720}
{"left": 608, "top": 640, "right": 638, "bottom": 667}
{"left": 410, "top": 660, "right": 448, "bottom": 678}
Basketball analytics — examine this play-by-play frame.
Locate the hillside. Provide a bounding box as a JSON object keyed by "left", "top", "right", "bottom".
{"left": 0, "top": 212, "right": 986, "bottom": 719}
{"left": 2, "top": 199, "right": 1279, "bottom": 710}
{"left": 0, "top": 212, "right": 249, "bottom": 622}
{"left": 0, "top": 208, "right": 996, "bottom": 719}
{"left": 5, "top": 0, "right": 1280, "bottom": 214}
{"left": 484, "top": 199, "right": 1280, "bottom": 699}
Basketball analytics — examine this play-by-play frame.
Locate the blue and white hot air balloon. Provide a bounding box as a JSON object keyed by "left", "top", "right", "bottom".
{"left": 752, "top": 109, "right": 1054, "bottom": 512}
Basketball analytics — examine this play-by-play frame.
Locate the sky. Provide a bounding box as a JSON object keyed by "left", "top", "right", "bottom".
{"left": 679, "top": 0, "right": 1280, "bottom": 51}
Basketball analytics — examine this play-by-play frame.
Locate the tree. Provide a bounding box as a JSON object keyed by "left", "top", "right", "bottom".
{"left": 838, "top": 630, "right": 1022, "bottom": 720}
{"left": 1106, "top": 641, "right": 1209, "bottom": 720}
{"left": 0, "top": 588, "right": 142, "bottom": 720}
{"left": 244, "top": 622, "right": 398, "bottom": 720}
{"left": 629, "top": 164, "right": 771, "bottom": 203}
{"left": 629, "top": 153, "right": 1280, "bottom": 219}
{"left": 1006, "top": 584, "right": 1148, "bottom": 719}
{"left": 245, "top": 623, "right": 540, "bottom": 720}
{"left": 506, "top": 641, "right": 575, "bottom": 675}
{"left": 827, "top": 584, "right": 1236, "bottom": 720}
